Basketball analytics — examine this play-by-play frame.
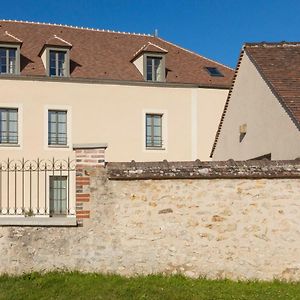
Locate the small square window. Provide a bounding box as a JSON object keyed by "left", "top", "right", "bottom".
{"left": 48, "top": 110, "right": 67, "bottom": 146}
{"left": 146, "top": 113, "right": 163, "bottom": 148}
{"left": 205, "top": 67, "right": 224, "bottom": 77}
{"left": 49, "top": 176, "right": 68, "bottom": 216}
{"left": 0, "top": 108, "right": 18, "bottom": 144}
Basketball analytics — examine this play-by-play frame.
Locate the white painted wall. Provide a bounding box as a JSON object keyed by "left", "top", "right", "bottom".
{"left": 0, "top": 79, "right": 228, "bottom": 162}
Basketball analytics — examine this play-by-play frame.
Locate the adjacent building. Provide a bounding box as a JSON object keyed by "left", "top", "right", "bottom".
{"left": 211, "top": 42, "right": 300, "bottom": 161}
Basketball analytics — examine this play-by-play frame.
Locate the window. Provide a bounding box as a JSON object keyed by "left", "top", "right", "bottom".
{"left": 146, "top": 113, "right": 163, "bottom": 148}
{"left": 205, "top": 67, "right": 224, "bottom": 77}
{"left": 146, "top": 56, "right": 164, "bottom": 81}
{"left": 50, "top": 176, "right": 67, "bottom": 216}
{"left": 48, "top": 110, "right": 67, "bottom": 146}
{"left": 0, "top": 47, "right": 17, "bottom": 74}
{"left": 49, "top": 50, "right": 67, "bottom": 77}
{"left": 0, "top": 108, "right": 18, "bottom": 144}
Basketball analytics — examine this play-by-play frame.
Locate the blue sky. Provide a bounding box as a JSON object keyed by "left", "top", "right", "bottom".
{"left": 1, "top": 0, "right": 300, "bottom": 67}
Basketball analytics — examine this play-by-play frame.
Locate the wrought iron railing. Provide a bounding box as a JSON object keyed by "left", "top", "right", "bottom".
{"left": 0, "top": 158, "right": 76, "bottom": 216}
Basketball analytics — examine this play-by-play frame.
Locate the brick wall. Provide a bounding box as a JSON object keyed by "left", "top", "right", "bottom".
{"left": 74, "top": 144, "right": 107, "bottom": 222}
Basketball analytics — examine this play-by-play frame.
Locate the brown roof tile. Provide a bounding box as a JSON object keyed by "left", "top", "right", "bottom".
{"left": 0, "top": 20, "right": 233, "bottom": 86}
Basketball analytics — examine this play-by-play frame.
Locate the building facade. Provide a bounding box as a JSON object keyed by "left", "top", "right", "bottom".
{"left": 0, "top": 20, "right": 233, "bottom": 163}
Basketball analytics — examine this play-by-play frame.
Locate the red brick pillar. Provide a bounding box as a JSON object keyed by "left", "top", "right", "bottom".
{"left": 73, "top": 144, "right": 107, "bottom": 223}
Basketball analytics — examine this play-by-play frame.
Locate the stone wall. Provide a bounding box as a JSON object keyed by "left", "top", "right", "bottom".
{"left": 1, "top": 160, "right": 300, "bottom": 281}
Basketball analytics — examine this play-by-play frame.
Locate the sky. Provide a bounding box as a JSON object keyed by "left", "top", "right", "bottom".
{"left": 1, "top": 0, "right": 300, "bottom": 68}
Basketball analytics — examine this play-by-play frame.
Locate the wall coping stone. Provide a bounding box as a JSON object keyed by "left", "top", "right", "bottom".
{"left": 107, "top": 160, "right": 300, "bottom": 180}
{"left": 73, "top": 143, "right": 108, "bottom": 149}
{"left": 0, "top": 216, "right": 77, "bottom": 227}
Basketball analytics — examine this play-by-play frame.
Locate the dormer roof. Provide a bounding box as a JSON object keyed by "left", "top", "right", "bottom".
{"left": 0, "top": 30, "right": 22, "bottom": 45}
{"left": 45, "top": 35, "right": 72, "bottom": 48}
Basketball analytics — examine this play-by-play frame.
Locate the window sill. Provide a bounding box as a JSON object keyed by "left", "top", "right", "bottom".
{"left": 0, "top": 216, "right": 77, "bottom": 227}
{"left": 0, "top": 144, "right": 20, "bottom": 148}
{"left": 48, "top": 145, "right": 70, "bottom": 149}
{"left": 146, "top": 147, "right": 165, "bottom": 151}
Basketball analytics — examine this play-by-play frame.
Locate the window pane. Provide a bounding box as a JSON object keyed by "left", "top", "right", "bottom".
{"left": 9, "top": 121, "right": 18, "bottom": 132}
{"left": 49, "top": 111, "right": 57, "bottom": 122}
{"left": 8, "top": 110, "right": 18, "bottom": 121}
{"left": 57, "top": 111, "right": 67, "bottom": 122}
{"left": 58, "top": 123, "right": 66, "bottom": 134}
{"left": 153, "top": 115, "right": 162, "bottom": 126}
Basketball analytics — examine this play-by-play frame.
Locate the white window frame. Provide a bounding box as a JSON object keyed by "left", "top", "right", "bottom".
{"left": 142, "top": 109, "right": 168, "bottom": 152}
{"left": 0, "top": 102, "right": 23, "bottom": 149}
{"left": 44, "top": 105, "right": 72, "bottom": 150}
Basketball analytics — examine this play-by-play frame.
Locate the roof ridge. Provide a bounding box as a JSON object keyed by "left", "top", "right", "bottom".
{"left": 0, "top": 19, "right": 153, "bottom": 37}
{"left": 245, "top": 41, "right": 300, "bottom": 48}
{"left": 155, "top": 36, "right": 234, "bottom": 71}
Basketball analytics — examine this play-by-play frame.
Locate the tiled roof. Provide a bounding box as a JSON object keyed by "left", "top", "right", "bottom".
{"left": 210, "top": 42, "right": 300, "bottom": 158}
{"left": 0, "top": 20, "right": 233, "bottom": 87}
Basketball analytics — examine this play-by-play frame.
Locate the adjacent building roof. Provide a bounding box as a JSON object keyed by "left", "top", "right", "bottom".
{"left": 0, "top": 20, "right": 233, "bottom": 87}
{"left": 210, "top": 42, "right": 300, "bottom": 157}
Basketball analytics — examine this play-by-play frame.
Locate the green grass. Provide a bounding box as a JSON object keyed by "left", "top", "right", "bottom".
{"left": 0, "top": 272, "right": 299, "bottom": 300}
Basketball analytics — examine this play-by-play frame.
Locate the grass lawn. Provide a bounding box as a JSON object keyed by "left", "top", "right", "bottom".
{"left": 0, "top": 272, "right": 299, "bottom": 300}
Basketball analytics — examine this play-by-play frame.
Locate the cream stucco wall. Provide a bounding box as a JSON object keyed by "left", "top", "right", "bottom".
{"left": 0, "top": 79, "right": 228, "bottom": 162}
{"left": 213, "top": 52, "right": 300, "bottom": 161}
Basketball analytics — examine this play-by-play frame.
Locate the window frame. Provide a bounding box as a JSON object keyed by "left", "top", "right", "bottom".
{"left": 0, "top": 44, "right": 20, "bottom": 75}
{"left": 143, "top": 109, "right": 167, "bottom": 151}
{"left": 0, "top": 108, "right": 18, "bottom": 145}
{"left": 48, "top": 109, "right": 68, "bottom": 147}
{"left": 45, "top": 105, "right": 71, "bottom": 150}
{"left": 0, "top": 103, "right": 22, "bottom": 149}
{"left": 49, "top": 175, "right": 68, "bottom": 217}
{"left": 145, "top": 113, "right": 163, "bottom": 149}
{"left": 143, "top": 53, "right": 165, "bottom": 82}
{"left": 46, "top": 47, "right": 70, "bottom": 77}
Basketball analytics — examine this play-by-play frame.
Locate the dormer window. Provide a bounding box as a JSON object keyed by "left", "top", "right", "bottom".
{"left": 39, "top": 35, "right": 72, "bottom": 78}
{"left": 49, "top": 50, "right": 67, "bottom": 77}
{"left": 131, "top": 42, "right": 167, "bottom": 83}
{"left": 146, "top": 56, "right": 164, "bottom": 81}
{"left": 0, "top": 31, "right": 22, "bottom": 75}
{"left": 0, "top": 47, "right": 17, "bottom": 74}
